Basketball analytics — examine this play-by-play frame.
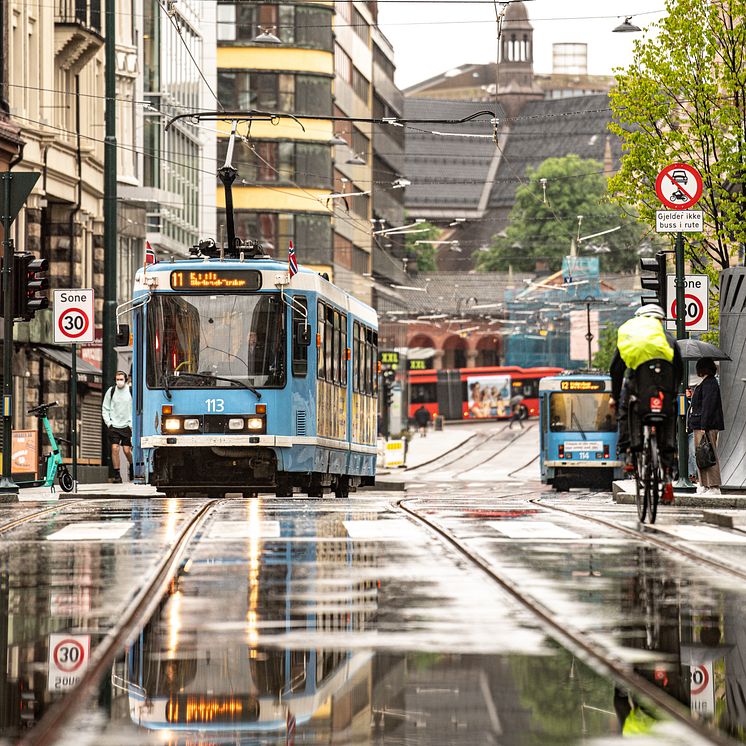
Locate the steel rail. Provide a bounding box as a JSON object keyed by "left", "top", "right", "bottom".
{"left": 532, "top": 497, "right": 746, "bottom": 584}
{"left": 0, "top": 501, "right": 87, "bottom": 536}
{"left": 22, "top": 499, "right": 220, "bottom": 746}
{"left": 451, "top": 423, "right": 536, "bottom": 479}
{"left": 397, "top": 496, "right": 735, "bottom": 746}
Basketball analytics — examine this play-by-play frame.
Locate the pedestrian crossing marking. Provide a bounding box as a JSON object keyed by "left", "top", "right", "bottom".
{"left": 487, "top": 520, "right": 581, "bottom": 540}
{"left": 207, "top": 520, "right": 281, "bottom": 539}
{"left": 654, "top": 524, "right": 746, "bottom": 544}
{"left": 46, "top": 522, "right": 133, "bottom": 541}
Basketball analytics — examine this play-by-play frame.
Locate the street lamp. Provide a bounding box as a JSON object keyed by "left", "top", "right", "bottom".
{"left": 254, "top": 27, "right": 282, "bottom": 44}
{"left": 612, "top": 16, "right": 642, "bottom": 33}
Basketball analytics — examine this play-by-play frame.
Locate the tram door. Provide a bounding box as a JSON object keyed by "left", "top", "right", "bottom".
{"left": 436, "top": 370, "right": 463, "bottom": 420}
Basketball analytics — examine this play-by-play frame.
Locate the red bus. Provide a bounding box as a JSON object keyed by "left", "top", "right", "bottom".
{"left": 408, "top": 366, "right": 563, "bottom": 421}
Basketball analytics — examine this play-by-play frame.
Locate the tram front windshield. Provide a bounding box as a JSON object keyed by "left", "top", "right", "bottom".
{"left": 549, "top": 393, "right": 615, "bottom": 433}
{"left": 147, "top": 293, "right": 285, "bottom": 388}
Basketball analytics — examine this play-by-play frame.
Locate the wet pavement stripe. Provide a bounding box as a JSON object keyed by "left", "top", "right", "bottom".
{"left": 653, "top": 524, "right": 746, "bottom": 543}
{"left": 45, "top": 521, "right": 134, "bottom": 541}
{"left": 486, "top": 520, "right": 581, "bottom": 540}
{"left": 206, "top": 520, "right": 281, "bottom": 539}
{"left": 343, "top": 519, "right": 422, "bottom": 540}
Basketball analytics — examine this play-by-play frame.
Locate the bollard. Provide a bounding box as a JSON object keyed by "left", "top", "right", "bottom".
{"left": 434, "top": 415, "right": 444, "bottom": 431}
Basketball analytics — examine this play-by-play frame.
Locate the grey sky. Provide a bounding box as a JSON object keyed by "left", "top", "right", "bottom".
{"left": 377, "top": 1, "right": 666, "bottom": 90}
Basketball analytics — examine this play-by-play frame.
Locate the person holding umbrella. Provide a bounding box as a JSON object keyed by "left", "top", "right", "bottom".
{"left": 688, "top": 357, "right": 724, "bottom": 494}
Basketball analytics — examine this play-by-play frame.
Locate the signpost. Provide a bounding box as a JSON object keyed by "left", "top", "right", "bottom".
{"left": 0, "top": 172, "right": 41, "bottom": 500}
{"left": 54, "top": 289, "right": 96, "bottom": 492}
{"left": 655, "top": 163, "right": 704, "bottom": 491}
{"left": 47, "top": 633, "right": 90, "bottom": 692}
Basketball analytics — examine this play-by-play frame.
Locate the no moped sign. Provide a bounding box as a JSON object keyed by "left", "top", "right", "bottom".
{"left": 47, "top": 633, "right": 90, "bottom": 692}
{"left": 53, "top": 289, "right": 95, "bottom": 344}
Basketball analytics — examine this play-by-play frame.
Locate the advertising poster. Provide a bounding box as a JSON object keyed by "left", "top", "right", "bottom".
{"left": 467, "top": 375, "right": 511, "bottom": 418}
{"left": 12, "top": 430, "right": 38, "bottom": 477}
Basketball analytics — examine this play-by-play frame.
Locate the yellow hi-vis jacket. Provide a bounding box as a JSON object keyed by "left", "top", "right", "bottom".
{"left": 616, "top": 316, "right": 674, "bottom": 370}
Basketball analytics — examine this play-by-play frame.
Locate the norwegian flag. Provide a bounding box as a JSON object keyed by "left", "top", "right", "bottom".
{"left": 144, "top": 240, "right": 157, "bottom": 267}
{"left": 288, "top": 240, "right": 298, "bottom": 278}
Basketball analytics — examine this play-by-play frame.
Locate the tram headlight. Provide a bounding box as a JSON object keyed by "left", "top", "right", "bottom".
{"left": 163, "top": 417, "right": 182, "bottom": 432}
{"left": 183, "top": 418, "right": 200, "bottom": 431}
{"left": 228, "top": 418, "right": 244, "bottom": 430}
{"left": 247, "top": 416, "right": 264, "bottom": 431}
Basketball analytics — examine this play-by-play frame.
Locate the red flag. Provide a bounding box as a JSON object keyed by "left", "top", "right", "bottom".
{"left": 144, "top": 240, "right": 156, "bottom": 267}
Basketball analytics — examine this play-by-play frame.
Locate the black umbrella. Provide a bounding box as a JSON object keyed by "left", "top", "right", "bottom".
{"left": 676, "top": 339, "right": 731, "bottom": 361}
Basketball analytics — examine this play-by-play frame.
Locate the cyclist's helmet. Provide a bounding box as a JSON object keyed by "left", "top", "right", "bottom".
{"left": 634, "top": 304, "right": 666, "bottom": 319}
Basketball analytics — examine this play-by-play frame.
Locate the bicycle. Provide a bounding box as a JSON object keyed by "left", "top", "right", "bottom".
{"left": 16, "top": 401, "right": 75, "bottom": 493}
{"left": 631, "top": 395, "right": 668, "bottom": 524}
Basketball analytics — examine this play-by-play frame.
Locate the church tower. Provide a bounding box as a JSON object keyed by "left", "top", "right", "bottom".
{"left": 498, "top": 1, "right": 543, "bottom": 119}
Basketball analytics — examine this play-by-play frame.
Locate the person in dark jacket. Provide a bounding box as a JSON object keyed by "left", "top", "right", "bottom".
{"left": 689, "top": 357, "right": 724, "bottom": 494}
{"left": 414, "top": 405, "right": 432, "bottom": 437}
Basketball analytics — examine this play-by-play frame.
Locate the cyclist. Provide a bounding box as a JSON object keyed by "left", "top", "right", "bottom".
{"left": 608, "top": 304, "right": 683, "bottom": 499}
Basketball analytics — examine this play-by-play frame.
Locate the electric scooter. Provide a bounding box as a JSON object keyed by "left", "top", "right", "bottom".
{"left": 16, "top": 401, "right": 74, "bottom": 492}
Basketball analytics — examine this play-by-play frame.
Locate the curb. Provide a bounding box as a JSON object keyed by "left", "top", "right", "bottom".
{"left": 613, "top": 492, "right": 746, "bottom": 509}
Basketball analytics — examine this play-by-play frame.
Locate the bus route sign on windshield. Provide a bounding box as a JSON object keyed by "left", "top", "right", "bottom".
{"left": 560, "top": 380, "right": 606, "bottom": 392}
{"left": 170, "top": 269, "right": 262, "bottom": 291}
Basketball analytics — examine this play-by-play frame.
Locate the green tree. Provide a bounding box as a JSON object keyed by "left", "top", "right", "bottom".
{"left": 476, "top": 155, "right": 648, "bottom": 273}
{"left": 608, "top": 0, "right": 746, "bottom": 276}
{"left": 405, "top": 221, "right": 441, "bottom": 272}
{"left": 592, "top": 325, "right": 618, "bottom": 372}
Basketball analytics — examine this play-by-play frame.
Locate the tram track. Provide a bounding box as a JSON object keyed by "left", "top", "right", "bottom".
{"left": 450, "top": 423, "right": 536, "bottom": 479}
{"left": 22, "top": 499, "right": 220, "bottom": 746}
{"left": 396, "top": 496, "right": 735, "bottom": 745}
{"left": 532, "top": 496, "right": 746, "bottom": 585}
{"left": 0, "top": 501, "right": 87, "bottom": 536}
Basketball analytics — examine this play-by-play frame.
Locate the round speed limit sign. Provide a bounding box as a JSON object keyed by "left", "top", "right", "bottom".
{"left": 53, "top": 290, "right": 95, "bottom": 344}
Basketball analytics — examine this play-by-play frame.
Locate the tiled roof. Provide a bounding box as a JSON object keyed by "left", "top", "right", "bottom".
{"left": 403, "top": 98, "right": 504, "bottom": 214}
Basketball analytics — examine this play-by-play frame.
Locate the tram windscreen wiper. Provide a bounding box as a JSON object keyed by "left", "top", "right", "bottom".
{"left": 169, "top": 372, "right": 261, "bottom": 399}
{"left": 571, "top": 409, "right": 587, "bottom": 440}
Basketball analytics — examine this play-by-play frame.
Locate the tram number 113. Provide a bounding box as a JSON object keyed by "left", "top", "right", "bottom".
{"left": 206, "top": 399, "right": 225, "bottom": 412}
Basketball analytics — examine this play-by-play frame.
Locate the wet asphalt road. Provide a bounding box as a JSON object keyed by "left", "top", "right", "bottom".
{"left": 1, "top": 423, "right": 745, "bottom": 744}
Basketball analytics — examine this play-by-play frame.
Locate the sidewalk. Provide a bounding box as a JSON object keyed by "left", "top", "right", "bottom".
{"left": 18, "top": 482, "right": 164, "bottom": 502}
{"left": 612, "top": 479, "right": 746, "bottom": 509}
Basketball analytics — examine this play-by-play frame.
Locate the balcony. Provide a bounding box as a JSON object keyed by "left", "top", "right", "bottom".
{"left": 55, "top": 0, "right": 104, "bottom": 73}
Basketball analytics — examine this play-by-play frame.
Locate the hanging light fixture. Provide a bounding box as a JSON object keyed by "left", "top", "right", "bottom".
{"left": 345, "top": 153, "right": 366, "bottom": 166}
{"left": 254, "top": 27, "right": 281, "bottom": 44}
{"left": 328, "top": 135, "right": 348, "bottom": 146}
{"left": 612, "top": 16, "right": 641, "bottom": 33}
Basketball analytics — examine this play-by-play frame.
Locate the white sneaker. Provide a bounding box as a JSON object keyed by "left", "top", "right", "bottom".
{"left": 696, "top": 485, "right": 706, "bottom": 494}
{"left": 705, "top": 487, "right": 721, "bottom": 495}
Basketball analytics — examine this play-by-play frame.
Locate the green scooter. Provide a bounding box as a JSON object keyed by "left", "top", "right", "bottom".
{"left": 17, "top": 401, "right": 75, "bottom": 492}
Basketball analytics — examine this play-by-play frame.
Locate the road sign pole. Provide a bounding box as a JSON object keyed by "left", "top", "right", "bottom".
{"left": 0, "top": 174, "right": 17, "bottom": 500}
{"left": 674, "top": 231, "right": 694, "bottom": 491}
{"left": 71, "top": 343, "right": 78, "bottom": 493}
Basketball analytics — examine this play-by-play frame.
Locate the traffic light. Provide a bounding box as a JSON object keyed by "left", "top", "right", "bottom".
{"left": 382, "top": 369, "right": 395, "bottom": 407}
{"left": 640, "top": 251, "right": 668, "bottom": 310}
{"left": 13, "top": 253, "right": 49, "bottom": 321}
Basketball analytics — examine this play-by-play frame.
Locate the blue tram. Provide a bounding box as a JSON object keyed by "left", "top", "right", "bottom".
{"left": 539, "top": 374, "right": 623, "bottom": 491}
{"left": 124, "top": 255, "right": 378, "bottom": 497}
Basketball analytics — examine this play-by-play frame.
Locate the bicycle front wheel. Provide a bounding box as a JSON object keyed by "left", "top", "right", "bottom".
{"left": 645, "top": 431, "right": 660, "bottom": 524}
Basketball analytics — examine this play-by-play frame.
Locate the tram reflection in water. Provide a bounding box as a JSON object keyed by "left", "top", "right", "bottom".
{"left": 539, "top": 374, "right": 623, "bottom": 491}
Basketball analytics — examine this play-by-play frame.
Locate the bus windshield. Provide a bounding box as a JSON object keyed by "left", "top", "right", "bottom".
{"left": 147, "top": 293, "right": 286, "bottom": 389}
{"left": 549, "top": 393, "right": 615, "bottom": 433}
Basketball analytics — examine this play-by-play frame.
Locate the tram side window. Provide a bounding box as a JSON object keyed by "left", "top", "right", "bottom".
{"left": 325, "top": 305, "right": 334, "bottom": 383}
{"left": 372, "top": 330, "right": 378, "bottom": 394}
{"left": 317, "top": 301, "right": 326, "bottom": 380}
{"left": 353, "top": 322, "right": 360, "bottom": 392}
{"left": 362, "top": 330, "right": 370, "bottom": 395}
{"left": 340, "top": 313, "right": 348, "bottom": 388}
{"left": 333, "top": 310, "right": 341, "bottom": 385}
{"left": 291, "top": 296, "right": 308, "bottom": 377}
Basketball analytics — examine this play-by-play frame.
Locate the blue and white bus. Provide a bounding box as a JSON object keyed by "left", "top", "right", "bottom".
{"left": 539, "top": 374, "right": 623, "bottom": 491}
{"left": 123, "top": 251, "right": 378, "bottom": 498}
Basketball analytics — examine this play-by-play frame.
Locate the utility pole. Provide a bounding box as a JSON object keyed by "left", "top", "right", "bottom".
{"left": 102, "top": 0, "right": 117, "bottom": 465}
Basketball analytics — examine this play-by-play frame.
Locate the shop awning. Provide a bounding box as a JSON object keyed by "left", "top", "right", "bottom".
{"left": 36, "top": 346, "right": 102, "bottom": 380}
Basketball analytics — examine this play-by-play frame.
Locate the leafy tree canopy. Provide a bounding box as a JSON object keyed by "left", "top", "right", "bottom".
{"left": 608, "top": 0, "right": 746, "bottom": 275}
{"left": 476, "top": 155, "right": 648, "bottom": 273}
{"left": 405, "top": 221, "right": 441, "bottom": 272}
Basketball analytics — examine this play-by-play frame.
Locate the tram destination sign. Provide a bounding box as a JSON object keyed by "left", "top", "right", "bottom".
{"left": 560, "top": 380, "right": 606, "bottom": 392}
{"left": 170, "top": 269, "right": 262, "bottom": 291}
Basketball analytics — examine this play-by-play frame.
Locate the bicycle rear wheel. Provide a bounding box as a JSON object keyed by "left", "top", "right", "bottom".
{"left": 645, "top": 431, "right": 660, "bottom": 524}
{"left": 634, "top": 450, "right": 647, "bottom": 523}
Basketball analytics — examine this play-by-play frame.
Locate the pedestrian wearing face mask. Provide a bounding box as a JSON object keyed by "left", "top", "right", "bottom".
{"left": 102, "top": 370, "right": 133, "bottom": 483}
